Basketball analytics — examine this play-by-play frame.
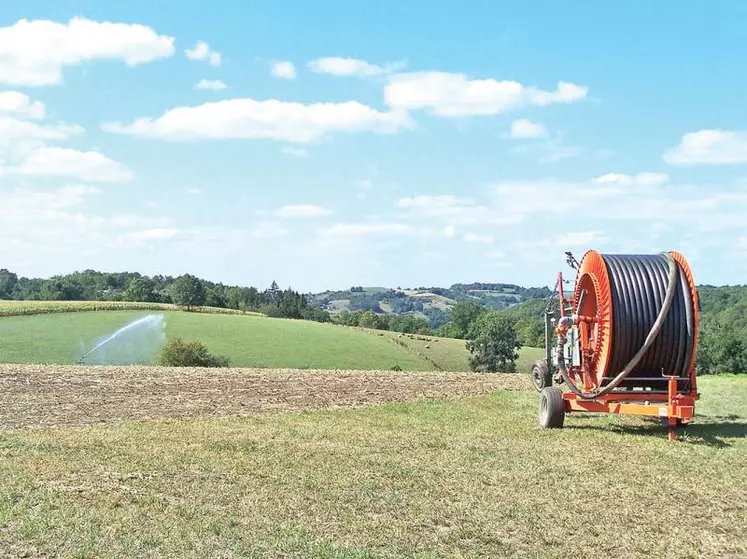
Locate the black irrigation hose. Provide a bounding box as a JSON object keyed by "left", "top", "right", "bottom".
{"left": 560, "top": 252, "right": 696, "bottom": 399}
{"left": 606, "top": 253, "right": 695, "bottom": 381}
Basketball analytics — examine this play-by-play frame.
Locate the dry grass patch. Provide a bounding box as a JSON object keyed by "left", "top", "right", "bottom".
{"left": 0, "top": 364, "right": 528, "bottom": 430}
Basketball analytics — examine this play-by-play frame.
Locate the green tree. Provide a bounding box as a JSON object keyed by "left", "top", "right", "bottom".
{"left": 0, "top": 269, "right": 18, "bottom": 299}
{"left": 449, "top": 301, "right": 486, "bottom": 339}
{"left": 122, "top": 278, "right": 155, "bottom": 302}
{"left": 358, "top": 309, "right": 383, "bottom": 329}
{"left": 437, "top": 322, "right": 461, "bottom": 338}
{"left": 334, "top": 310, "right": 360, "bottom": 327}
{"left": 696, "top": 318, "right": 747, "bottom": 375}
{"left": 39, "top": 279, "right": 84, "bottom": 301}
{"left": 170, "top": 274, "right": 205, "bottom": 310}
{"left": 205, "top": 285, "right": 227, "bottom": 308}
{"left": 465, "top": 311, "right": 522, "bottom": 373}
{"left": 389, "top": 314, "right": 429, "bottom": 334}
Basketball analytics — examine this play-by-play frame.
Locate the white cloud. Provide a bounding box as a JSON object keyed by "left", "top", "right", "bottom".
{"left": 319, "top": 221, "right": 411, "bottom": 237}
{"left": 538, "top": 145, "right": 582, "bottom": 163}
{"left": 102, "top": 98, "right": 411, "bottom": 143}
{"left": 593, "top": 172, "right": 669, "bottom": 186}
{"left": 281, "top": 146, "right": 309, "bottom": 158}
{"left": 12, "top": 147, "right": 132, "bottom": 182}
{"left": 0, "top": 91, "right": 45, "bottom": 119}
{"left": 651, "top": 222, "right": 668, "bottom": 240}
{"left": 0, "top": 116, "right": 83, "bottom": 155}
{"left": 275, "top": 204, "right": 331, "bottom": 218}
{"left": 444, "top": 225, "right": 456, "bottom": 238}
{"left": 463, "top": 233, "right": 494, "bottom": 244}
{"left": 663, "top": 129, "right": 747, "bottom": 165}
{"left": 356, "top": 179, "right": 374, "bottom": 199}
{"left": 0, "top": 97, "right": 128, "bottom": 184}
{"left": 489, "top": 177, "right": 747, "bottom": 234}
{"left": 251, "top": 222, "right": 289, "bottom": 239}
{"left": 510, "top": 118, "right": 548, "bottom": 139}
{"left": 0, "top": 97, "right": 129, "bottom": 183}
{"left": 0, "top": 184, "right": 100, "bottom": 212}
{"left": 0, "top": 184, "right": 173, "bottom": 259}
{"left": 185, "top": 40, "right": 220, "bottom": 66}
{"left": 555, "top": 230, "right": 607, "bottom": 247}
{"left": 529, "top": 82, "right": 589, "bottom": 106}
{"left": 395, "top": 194, "right": 520, "bottom": 225}
{"left": 307, "top": 57, "right": 406, "bottom": 77}
{"left": 396, "top": 194, "right": 474, "bottom": 216}
{"left": 0, "top": 17, "right": 174, "bottom": 86}
{"left": 118, "top": 228, "right": 179, "bottom": 244}
{"left": 195, "top": 79, "right": 227, "bottom": 90}
{"left": 384, "top": 72, "right": 587, "bottom": 116}
{"left": 271, "top": 61, "right": 296, "bottom": 80}
{"left": 512, "top": 131, "right": 583, "bottom": 164}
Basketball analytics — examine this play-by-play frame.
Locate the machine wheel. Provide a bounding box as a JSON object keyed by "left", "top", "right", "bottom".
{"left": 531, "top": 359, "right": 552, "bottom": 392}
{"left": 538, "top": 386, "right": 565, "bottom": 428}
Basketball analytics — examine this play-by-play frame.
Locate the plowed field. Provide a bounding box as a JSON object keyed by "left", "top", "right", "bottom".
{"left": 0, "top": 364, "right": 529, "bottom": 430}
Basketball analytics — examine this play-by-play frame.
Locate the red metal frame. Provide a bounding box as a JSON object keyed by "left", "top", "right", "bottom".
{"left": 563, "top": 377, "right": 699, "bottom": 441}
{"left": 554, "top": 263, "right": 699, "bottom": 441}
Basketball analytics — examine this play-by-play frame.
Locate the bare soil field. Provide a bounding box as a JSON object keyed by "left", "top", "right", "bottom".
{"left": 0, "top": 364, "right": 529, "bottom": 430}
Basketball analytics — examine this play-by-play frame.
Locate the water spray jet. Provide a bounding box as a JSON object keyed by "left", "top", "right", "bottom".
{"left": 78, "top": 313, "right": 166, "bottom": 365}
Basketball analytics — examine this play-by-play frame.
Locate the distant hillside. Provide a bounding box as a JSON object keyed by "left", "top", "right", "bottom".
{"left": 309, "top": 283, "right": 553, "bottom": 329}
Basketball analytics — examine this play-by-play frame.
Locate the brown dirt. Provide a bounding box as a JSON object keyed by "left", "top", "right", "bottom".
{"left": 0, "top": 364, "right": 530, "bottom": 430}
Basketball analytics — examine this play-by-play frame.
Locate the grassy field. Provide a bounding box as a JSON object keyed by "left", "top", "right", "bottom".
{"left": 378, "top": 330, "right": 544, "bottom": 373}
{"left": 0, "top": 309, "right": 542, "bottom": 371}
{"left": 0, "top": 374, "right": 744, "bottom": 558}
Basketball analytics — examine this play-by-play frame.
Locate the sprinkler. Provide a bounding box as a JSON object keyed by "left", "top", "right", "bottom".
{"left": 532, "top": 250, "right": 699, "bottom": 441}
{"left": 76, "top": 314, "right": 166, "bottom": 365}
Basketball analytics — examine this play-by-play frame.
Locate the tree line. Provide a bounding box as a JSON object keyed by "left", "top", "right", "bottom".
{"left": 0, "top": 268, "right": 329, "bottom": 322}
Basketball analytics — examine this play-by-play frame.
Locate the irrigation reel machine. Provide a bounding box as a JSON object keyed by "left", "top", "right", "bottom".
{"left": 531, "top": 250, "right": 700, "bottom": 441}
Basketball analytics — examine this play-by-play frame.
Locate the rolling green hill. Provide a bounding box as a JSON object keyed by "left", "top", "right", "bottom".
{"left": 0, "top": 309, "right": 543, "bottom": 371}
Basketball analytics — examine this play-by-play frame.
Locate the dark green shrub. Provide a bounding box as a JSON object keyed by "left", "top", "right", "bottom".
{"left": 157, "top": 338, "right": 230, "bottom": 367}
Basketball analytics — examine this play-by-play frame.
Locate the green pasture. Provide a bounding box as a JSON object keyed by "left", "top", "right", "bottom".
{"left": 0, "top": 310, "right": 543, "bottom": 371}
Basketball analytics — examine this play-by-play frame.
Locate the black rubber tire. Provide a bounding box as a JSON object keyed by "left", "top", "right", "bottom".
{"left": 531, "top": 359, "right": 552, "bottom": 392}
{"left": 538, "top": 386, "right": 565, "bottom": 428}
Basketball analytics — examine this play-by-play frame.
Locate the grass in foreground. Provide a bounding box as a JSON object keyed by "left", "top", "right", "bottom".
{"left": 0, "top": 310, "right": 542, "bottom": 372}
{"left": 0, "top": 376, "right": 744, "bottom": 558}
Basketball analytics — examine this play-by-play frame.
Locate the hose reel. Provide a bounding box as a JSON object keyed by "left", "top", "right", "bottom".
{"left": 536, "top": 250, "right": 700, "bottom": 440}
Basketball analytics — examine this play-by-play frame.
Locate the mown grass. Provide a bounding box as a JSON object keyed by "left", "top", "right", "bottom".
{"left": 0, "top": 299, "right": 257, "bottom": 317}
{"left": 0, "top": 375, "right": 744, "bottom": 558}
{"left": 0, "top": 309, "right": 541, "bottom": 372}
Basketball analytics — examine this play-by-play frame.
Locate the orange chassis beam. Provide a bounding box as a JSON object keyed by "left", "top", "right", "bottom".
{"left": 562, "top": 377, "right": 699, "bottom": 441}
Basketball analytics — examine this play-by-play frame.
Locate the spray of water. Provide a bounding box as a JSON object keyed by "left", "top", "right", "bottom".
{"left": 78, "top": 313, "right": 166, "bottom": 365}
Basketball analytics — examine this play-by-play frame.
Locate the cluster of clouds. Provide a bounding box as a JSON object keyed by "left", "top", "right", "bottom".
{"left": 0, "top": 91, "right": 130, "bottom": 182}
{"left": 102, "top": 69, "right": 590, "bottom": 144}
{"left": 265, "top": 170, "right": 747, "bottom": 246}
{"left": 2, "top": 16, "right": 744, "bottom": 166}
{"left": 2, "top": 15, "right": 747, "bottom": 280}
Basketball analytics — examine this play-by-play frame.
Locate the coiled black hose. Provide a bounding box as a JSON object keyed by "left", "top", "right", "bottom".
{"left": 604, "top": 253, "right": 695, "bottom": 389}
{"left": 559, "top": 252, "right": 696, "bottom": 398}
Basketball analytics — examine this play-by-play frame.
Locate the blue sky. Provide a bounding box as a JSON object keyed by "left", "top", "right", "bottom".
{"left": 2, "top": 1, "right": 747, "bottom": 292}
